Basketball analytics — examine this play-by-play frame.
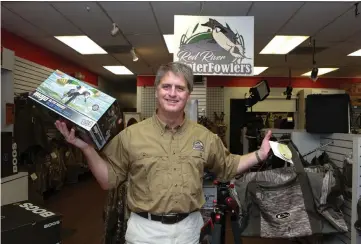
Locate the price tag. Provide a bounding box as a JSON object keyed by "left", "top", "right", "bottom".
{"left": 30, "top": 173, "right": 38, "bottom": 181}
{"left": 51, "top": 152, "right": 57, "bottom": 159}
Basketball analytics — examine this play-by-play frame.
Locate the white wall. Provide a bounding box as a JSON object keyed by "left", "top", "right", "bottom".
{"left": 1, "top": 48, "right": 15, "bottom": 133}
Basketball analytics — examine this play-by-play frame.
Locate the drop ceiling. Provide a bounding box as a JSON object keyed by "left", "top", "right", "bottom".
{"left": 1, "top": 1, "right": 361, "bottom": 81}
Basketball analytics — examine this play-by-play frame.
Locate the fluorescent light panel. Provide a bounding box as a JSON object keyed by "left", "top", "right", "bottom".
{"left": 260, "top": 35, "right": 309, "bottom": 55}
{"left": 103, "top": 66, "right": 133, "bottom": 75}
{"left": 55, "top": 36, "right": 107, "bottom": 55}
{"left": 348, "top": 49, "right": 361, "bottom": 56}
{"left": 301, "top": 68, "right": 339, "bottom": 76}
{"left": 163, "top": 34, "right": 175, "bottom": 53}
{"left": 253, "top": 67, "right": 268, "bottom": 75}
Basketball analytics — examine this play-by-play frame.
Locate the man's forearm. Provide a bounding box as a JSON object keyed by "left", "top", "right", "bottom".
{"left": 82, "top": 146, "right": 110, "bottom": 190}
{"left": 236, "top": 150, "right": 260, "bottom": 174}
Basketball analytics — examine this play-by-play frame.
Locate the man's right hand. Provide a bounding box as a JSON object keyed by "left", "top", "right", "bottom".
{"left": 54, "top": 120, "right": 90, "bottom": 150}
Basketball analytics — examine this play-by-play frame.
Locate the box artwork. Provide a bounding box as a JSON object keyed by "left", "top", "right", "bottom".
{"left": 29, "top": 70, "right": 121, "bottom": 150}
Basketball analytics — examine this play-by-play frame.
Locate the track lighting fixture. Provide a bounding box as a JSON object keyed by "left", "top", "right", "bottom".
{"left": 283, "top": 68, "right": 293, "bottom": 100}
{"left": 131, "top": 48, "right": 138, "bottom": 62}
{"left": 111, "top": 23, "right": 119, "bottom": 37}
{"left": 310, "top": 39, "right": 318, "bottom": 82}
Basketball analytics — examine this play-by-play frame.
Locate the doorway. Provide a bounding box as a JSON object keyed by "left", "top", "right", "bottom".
{"left": 229, "top": 99, "right": 246, "bottom": 154}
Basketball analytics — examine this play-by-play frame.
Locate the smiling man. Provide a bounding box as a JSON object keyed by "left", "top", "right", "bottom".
{"left": 54, "top": 61, "right": 272, "bottom": 244}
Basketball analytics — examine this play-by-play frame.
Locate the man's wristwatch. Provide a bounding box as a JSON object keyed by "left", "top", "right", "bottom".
{"left": 255, "top": 150, "right": 262, "bottom": 163}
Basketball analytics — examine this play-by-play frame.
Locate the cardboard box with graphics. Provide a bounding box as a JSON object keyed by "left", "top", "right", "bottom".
{"left": 1, "top": 201, "right": 62, "bottom": 244}
{"left": 28, "top": 70, "right": 122, "bottom": 150}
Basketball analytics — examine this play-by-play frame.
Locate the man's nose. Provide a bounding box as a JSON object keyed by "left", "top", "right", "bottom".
{"left": 169, "top": 86, "right": 176, "bottom": 96}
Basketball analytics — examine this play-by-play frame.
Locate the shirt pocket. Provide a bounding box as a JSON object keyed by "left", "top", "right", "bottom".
{"left": 129, "top": 154, "right": 165, "bottom": 201}
{"left": 132, "top": 154, "right": 169, "bottom": 195}
{"left": 180, "top": 151, "right": 205, "bottom": 196}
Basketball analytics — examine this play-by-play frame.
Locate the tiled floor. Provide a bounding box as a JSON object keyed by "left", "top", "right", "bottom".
{"left": 44, "top": 175, "right": 106, "bottom": 244}
{"left": 44, "top": 176, "right": 293, "bottom": 244}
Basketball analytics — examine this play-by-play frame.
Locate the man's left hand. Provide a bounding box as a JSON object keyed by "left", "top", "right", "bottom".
{"left": 258, "top": 130, "right": 272, "bottom": 161}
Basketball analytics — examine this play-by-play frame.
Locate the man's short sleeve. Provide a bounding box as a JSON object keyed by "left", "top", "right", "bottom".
{"left": 100, "top": 132, "right": 129, "bottom": 189}
{"left": 206, "top": 133, "right": 241, "bottom": 181}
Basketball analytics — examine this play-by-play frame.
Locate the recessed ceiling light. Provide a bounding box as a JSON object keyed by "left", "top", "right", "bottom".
{"left": 301, "top": 68, "right": 339, "bottom": 76}
{"left": 103, "top": 66, "right": 133, "bottom": 75}
{"left": 54, "top": 36, "right": 107, "bottom": 55}
{"left": 348, "top": 49, "right": 361, "bottom": 56}
{"left": 253, "top": 67, "right": 268, "bottom": 75}
{"left": 260, "top": 35, "right": 309, "bottom": 55}
{"left": 163, "top": 34, "right": 175, "bottom": 53}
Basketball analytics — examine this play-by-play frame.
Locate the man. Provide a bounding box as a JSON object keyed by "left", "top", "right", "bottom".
{"left": 55, "top": 62, "right": 272, "bottom": 244}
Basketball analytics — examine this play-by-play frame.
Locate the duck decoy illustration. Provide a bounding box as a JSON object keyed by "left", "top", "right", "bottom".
{"left": 201, "top": 18, "right": 249, "bottom": 63}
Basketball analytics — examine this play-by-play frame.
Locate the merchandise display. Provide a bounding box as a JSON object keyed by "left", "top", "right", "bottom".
{"left": 13, "top": 94, "right": 90, "bottom": 198}
{"left": 29, "top": 70, "right": 121, "bottom": 150}
{"left": 1, "top": 201, "right": 62, "bottom": 244}
{"left": 231, "top": 141, "right": 349, "bottom": 239}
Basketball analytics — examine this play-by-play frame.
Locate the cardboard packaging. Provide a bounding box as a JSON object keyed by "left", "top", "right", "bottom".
{"left": 29, "top": 70, "right": 121, "bottom": 150}
{"left": 1, "top": 132, "right": 18, "bottom": 178}
{"left": 1, "top": 201, "right": 62, "bottom": 244}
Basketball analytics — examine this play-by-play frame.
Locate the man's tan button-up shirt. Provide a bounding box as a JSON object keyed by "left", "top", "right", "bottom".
{"left": 101, "top": 113, "right": 240, "bottom": 215}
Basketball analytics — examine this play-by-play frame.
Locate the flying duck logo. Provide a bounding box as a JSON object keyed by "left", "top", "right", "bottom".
{"left": 174, "top": 16, "right": 254, "bottom": 76}
{"left": 193, "top": 140, "right": 204, "bottom": 151}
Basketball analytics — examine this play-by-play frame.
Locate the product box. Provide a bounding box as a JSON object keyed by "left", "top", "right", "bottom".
{"left": 1, "top": 132, "right": 18, "bottom": 178}
{"left": 29, "top": 70, "right": 121, "bottom": 150}
{"left": 1, "top": 201, "right": 62, "bottom": 244}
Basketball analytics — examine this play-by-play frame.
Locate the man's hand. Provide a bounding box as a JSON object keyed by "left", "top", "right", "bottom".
{"left": 258, "top": 130, "right": 272, "bottom": 161}
{"left": 54, "top": 120, "right": 90, "bottom": 150}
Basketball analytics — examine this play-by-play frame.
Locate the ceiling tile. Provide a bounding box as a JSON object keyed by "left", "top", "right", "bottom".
{"left": 248, "top": 2, "right": 305, "bottom": 35}
{"left": 126, "top": 34, "right": 165, "bottom": 49}
{"left": 151, "top": 1, "right": 201, "bottom": 34}
{"left": 3, "top": 2, "right": 82, "bottom": 36}
{"left": 99, "top": 2, "right": 159, "bottom": 35}
{"left": 260, "top": 67, "right": 290, "bottom": 77}
{"left": 1, "top": 7, "right": 49, "bottom": 38}
{"left": 137, "top": 47, "right": 172, "bottom": 67}
{"left": 113, "top": 53, "right": 154, "bottom": 75}
{"left": 201, "top": 1, "right": 253, "bottom": 16}
{"left": 84, "top": 55, "right": 120, "bottom": 66}
{"left": 51, "top": 2, "right": 113, "bottom": 37}
{"left": 25, "top": 37, "right": 88, "bottom": 63}
{"left": 314, "top": 8, "right": 361, "bottom": 42}
{"left": 346, "top": 30, "right": 361, "bottom": 44}
{"left": 279, "top": 2, "right": 354, "bottom": 36}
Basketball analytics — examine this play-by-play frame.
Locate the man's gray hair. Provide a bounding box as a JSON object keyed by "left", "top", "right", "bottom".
{"left": 154, "top": 62, "right": 194, "bottom": 92}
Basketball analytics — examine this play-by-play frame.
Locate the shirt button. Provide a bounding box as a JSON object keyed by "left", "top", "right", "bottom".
{"left": 174, "top": 168, "right": 176, "bottom": 170}
{"left": 175, "top": 184, "right": 177, "bottom": 187}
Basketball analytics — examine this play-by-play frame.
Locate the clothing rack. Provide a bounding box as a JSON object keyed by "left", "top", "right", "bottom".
{"left": 291, "top": 131, "right": 361, "bottom": 244}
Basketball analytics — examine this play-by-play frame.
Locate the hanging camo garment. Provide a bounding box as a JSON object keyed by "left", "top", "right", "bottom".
{"left": 103, "top": 181, "right": 129, "bottom": 244}
{"left": 231, "top": 142, "right": 348, "bottom": 239}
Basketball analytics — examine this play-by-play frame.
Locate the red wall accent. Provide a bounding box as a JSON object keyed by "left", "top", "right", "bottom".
{"left": 1, "top": 28, "right": 98, "bottom": 86}
{"left": 137, "top": 75, "right": 361, "bottom": 88}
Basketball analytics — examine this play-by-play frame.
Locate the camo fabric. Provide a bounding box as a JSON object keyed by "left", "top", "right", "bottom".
{"left": 249, "top": 181, "right": 313, "bottom": 238}
{"left": 103, "top": 181, "right": 129, "bottom": 244}
{"left": 231, "top": 144, "right": 348, "bottom": 238}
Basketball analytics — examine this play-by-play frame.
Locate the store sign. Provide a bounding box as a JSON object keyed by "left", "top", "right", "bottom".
{"left": 174, "top": 15, "right": 254, "bottom": 76}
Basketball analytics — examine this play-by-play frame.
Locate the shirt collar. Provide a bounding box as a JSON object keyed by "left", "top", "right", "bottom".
{"left": 152, "top": 111, "right": 189, "bottom": 135}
